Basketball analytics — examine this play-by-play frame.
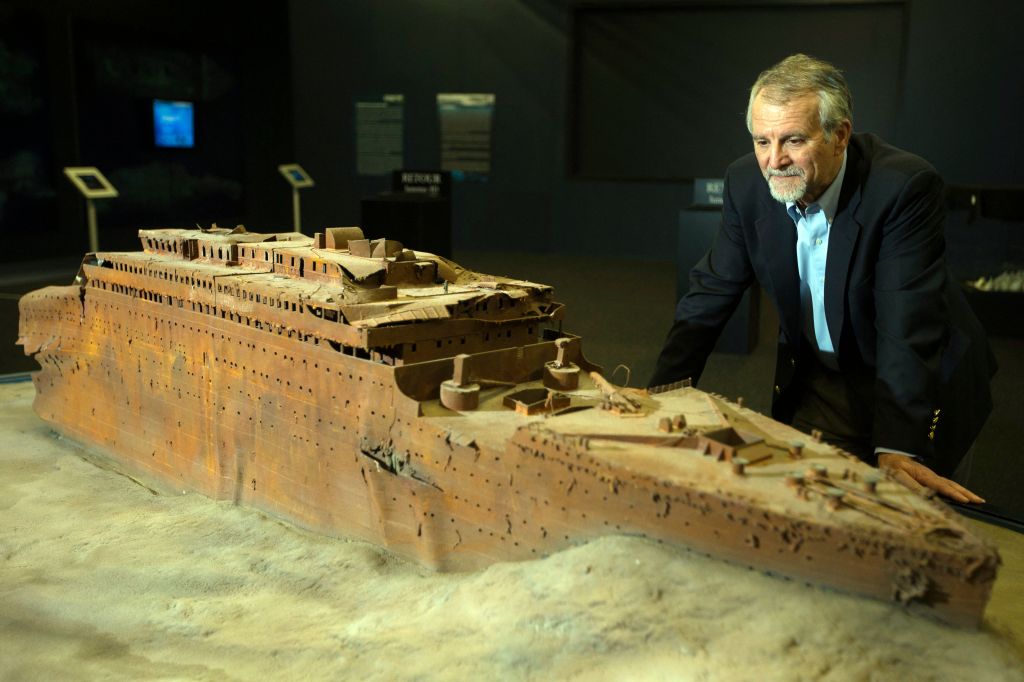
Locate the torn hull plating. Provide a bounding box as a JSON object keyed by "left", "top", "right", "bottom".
{"left": 18, "top": 228, "right": 999, "bottom": 627}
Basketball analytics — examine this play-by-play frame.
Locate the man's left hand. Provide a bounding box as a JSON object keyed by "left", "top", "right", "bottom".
{"left": 877, "top": 452, "right": 985, "bottom": 504}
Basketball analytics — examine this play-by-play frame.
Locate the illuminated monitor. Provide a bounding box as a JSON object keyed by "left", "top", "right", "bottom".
{"left": 153, "top": 99, "right": 195, "bottom": 148}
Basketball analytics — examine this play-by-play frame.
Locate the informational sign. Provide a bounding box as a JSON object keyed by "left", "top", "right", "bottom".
{"left": 63, "top": 166, "right": 119, "bottom": 199}
{"left": 63, "top": 166, "right": 118, "bottom": 252}
{"left": 278, "top": 163, "right": 314, "bottom": 189}
{"left": 392, "top": 170, "right": 451, "bottom": 198}
{"left": 355, "top": 94, "right": 404, "bottom": 176}
{"left": 437, "top": 93, "right": 494, "bottom": 179}
{"left": 693, "top": 178, "right": 724, "bottom": 206}
{"left": 277, "top": 163, "right": 315, "bottom": 234}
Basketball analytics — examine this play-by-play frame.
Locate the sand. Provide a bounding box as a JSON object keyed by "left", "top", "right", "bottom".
{"left": 1, "top": 379, "right": 1022, "bottom": 681}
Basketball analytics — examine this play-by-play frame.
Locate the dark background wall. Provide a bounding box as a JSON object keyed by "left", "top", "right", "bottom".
{"left": 2, "top": 0, "right": 1020, "bottom": 262}
{"left": 0, "top": 0, "right": 292, "bottom": 260}
{"left": 288, "top": 0, "right": 1024, "bottom": 262}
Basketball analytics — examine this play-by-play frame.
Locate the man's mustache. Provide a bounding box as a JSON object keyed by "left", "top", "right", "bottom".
{"left": 766, "top": 168, "right": 804, "bottom": 178}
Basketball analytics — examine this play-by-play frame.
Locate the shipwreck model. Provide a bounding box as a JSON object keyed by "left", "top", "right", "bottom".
{"left": 19, "top": 226, "right": 999, "bottom": 626}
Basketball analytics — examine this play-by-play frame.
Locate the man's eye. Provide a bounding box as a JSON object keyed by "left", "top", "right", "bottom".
{"left": 754, "top": 140, "right": 769, "bottom": 147}
{"left": 787, "top": 138, "right": 804, "bottom": 146}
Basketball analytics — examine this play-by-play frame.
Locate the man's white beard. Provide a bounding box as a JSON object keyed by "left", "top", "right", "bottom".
{"left": 765, "top": 168, "right": 806, "bottom": 204}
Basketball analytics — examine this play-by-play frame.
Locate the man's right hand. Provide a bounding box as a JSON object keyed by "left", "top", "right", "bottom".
{"left": 877, "top": 452, "right": 985, "bottom": 504}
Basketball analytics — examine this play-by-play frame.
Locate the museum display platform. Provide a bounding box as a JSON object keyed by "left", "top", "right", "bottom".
{"left": 1, "top": 376, "right": 1022, "bottom": 679}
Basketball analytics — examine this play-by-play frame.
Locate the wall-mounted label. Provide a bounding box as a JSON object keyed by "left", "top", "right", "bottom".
{"left": 694, "top": 178, "right": 724, "bottom": 206}
{"left": 392, "top": 170, "right": 451, "bottom": 197}
{"left": 356, "top": 94, "right": 404, "bottom": 176}
{"left": 437, "top": 93, "right": 494, "bottom": 180}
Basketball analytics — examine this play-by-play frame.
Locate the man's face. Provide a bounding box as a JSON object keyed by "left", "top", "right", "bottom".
{"left": 750, "top": 91, "right": 850, "bottom": 206}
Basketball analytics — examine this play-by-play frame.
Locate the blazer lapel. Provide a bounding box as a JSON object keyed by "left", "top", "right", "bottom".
{"left": 824, "top": 145, "right": 866, "bottom": 354}
{"left": 756, "top": 202, "right": 801, "bottom": 342}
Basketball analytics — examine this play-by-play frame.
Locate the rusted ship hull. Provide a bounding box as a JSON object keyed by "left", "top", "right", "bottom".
{"left": 20, "top": 275, "right": 999, "bottom": 627}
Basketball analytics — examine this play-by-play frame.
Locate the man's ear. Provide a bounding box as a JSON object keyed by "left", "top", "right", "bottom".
{"left": 833, "top": 119, "right": 852, "bottom": 155}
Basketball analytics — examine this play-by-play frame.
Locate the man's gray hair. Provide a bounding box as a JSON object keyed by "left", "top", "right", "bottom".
{"left": 746, "top": 54, "right": 853, "bottom": 140}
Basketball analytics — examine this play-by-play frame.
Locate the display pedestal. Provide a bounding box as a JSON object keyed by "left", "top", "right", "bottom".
{"left": 360, "top": 193, "right": 452, "bottom": 258}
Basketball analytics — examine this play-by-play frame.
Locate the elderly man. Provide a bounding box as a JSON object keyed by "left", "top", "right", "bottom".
{"left": 649, "top": 54, "right": 996, "bottom": 503}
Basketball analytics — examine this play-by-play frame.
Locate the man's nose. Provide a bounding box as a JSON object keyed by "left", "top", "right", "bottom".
{"left": 768, "top": 143, "right": 789, "bottom": 169}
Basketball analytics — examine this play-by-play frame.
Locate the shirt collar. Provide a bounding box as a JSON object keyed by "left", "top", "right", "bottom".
{"left": 787, "top": 151, "right": 848, "bottom": 223}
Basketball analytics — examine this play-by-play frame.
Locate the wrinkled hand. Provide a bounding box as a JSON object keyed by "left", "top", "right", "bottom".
{"left": 877, "top": 453, "right": 984, "bottom": 504}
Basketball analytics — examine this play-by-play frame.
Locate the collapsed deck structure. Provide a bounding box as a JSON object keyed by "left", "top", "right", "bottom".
{"left": 18, "top": 226, "right": 1000, "bottom": 627}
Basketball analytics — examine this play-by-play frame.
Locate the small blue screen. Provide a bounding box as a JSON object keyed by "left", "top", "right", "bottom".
{"left": 153, "top": 100, "right": 194, "bottom": 148}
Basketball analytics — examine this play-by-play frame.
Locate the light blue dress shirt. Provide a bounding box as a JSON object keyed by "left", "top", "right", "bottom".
{"left": 785, "top": 153, "right": 847, "bottom": 369}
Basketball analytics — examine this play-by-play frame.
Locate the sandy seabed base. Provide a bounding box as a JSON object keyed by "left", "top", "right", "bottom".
{"left": 1, "top": 380, "right": 1022, "bottom": 682}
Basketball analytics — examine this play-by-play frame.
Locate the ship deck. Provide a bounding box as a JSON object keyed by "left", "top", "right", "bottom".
{"left": 420, "top": 379, "right": 967, "bottom": 539}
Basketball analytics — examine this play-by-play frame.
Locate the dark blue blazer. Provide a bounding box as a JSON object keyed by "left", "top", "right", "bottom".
{"left": 650, "top": 133, "right": 996, "bottom": 475}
